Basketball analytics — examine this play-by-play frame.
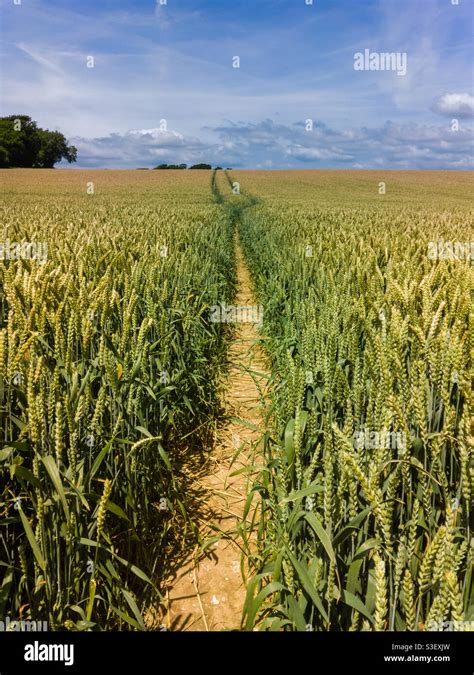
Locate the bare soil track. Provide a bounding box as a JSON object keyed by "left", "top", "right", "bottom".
{"left": 150, "top": 226, "right": 267, "bottom": 631}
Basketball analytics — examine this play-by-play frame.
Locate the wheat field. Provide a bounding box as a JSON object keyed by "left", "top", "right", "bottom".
{"left": 0, "top": 170, "right": 235, "bottom": 629}
{"left": 237, "top": 173, "right": 473, "bottom": 631}
{"left": 0, "top": 169, "right": 472, "bottom": 631}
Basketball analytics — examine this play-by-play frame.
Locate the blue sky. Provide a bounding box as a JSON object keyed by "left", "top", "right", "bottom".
{"left": 1, "top": 0, "right": 473, "bottom": 168}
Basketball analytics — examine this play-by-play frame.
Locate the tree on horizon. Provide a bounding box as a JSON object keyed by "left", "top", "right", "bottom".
{"left": 0, "top": 115, "right": 77, "bottom": 168}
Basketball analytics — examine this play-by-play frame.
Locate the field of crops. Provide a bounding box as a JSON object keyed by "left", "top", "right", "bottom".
{"left": 0, "top": 170, "right": 235, "bottom": 629}
{"left": 0, "top": 168, "right": 472, "bottom": 632}
{"left": 237, "top": 172, "right": 473, "bottom": 631}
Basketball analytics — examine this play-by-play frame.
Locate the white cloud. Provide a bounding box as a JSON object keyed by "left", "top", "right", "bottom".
{"left": 67, "top": 119, "right": 473, "bottom": 169}
{"left": 15, "top": 42, "right": 64, "bottom": 75}
{"left": 128, "top": 128, "right": 186, "bottom": 144}
{"left": 70, "top": 127, "right": 204, "bottom": 166}
{"left": 287, "top": 147, "right": 354, "bottom": 162}
{"left": 432, "top": 93, "right": 474, "bottom": 118}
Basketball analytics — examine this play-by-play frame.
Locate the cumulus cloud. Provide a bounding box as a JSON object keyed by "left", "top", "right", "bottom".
{"left": 68, "top": 119, "right": 473, "bottom": 170}
{"left": 432, "top": 93, "right": 474, "bottom": 118}
{"left": 71, "top": 128, "right": 205, "bottom": 166}
{"left": 209, "top": 119, "right": 473, "bottom": 169}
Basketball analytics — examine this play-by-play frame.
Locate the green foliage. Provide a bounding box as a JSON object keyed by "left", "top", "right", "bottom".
{"left": 239, "top": 199, "right": 473, "bottom": 631}
{"left": 0, "top": 191, "right": 236, "bottom": 629}
{"left": 153, "top": 164, "right": 187, "bottom": 170}
{"left": 0, "top": 116, "right": 77, "bottom": 168}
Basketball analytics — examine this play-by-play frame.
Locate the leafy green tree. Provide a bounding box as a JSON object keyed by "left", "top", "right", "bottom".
{"left": 36, "top": 129, "right": 77, "bottom": 168}
{"left": 0, "top": 116, "right": 41, "bottom": 167}
{"left": 0, "top": 145, "right": 9, "bottom": 166}
{"left": 153, "top": 163, "right": 188, "bottom": 169}
{"left": 0, "top": 116, "right": 77, "bottom": 168}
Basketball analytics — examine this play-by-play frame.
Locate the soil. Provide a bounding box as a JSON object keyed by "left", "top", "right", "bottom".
{"left": 150, "top": 230, "right": 268, "bottom": 631}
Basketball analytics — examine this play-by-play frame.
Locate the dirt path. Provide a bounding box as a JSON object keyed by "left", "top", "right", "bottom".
{"left": 156, "top": 230, "right": 267, "bottom": 631}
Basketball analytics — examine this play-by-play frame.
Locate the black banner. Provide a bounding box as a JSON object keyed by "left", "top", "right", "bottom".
{"left": 0, "top": 631, "right": 471, "bottom": 673}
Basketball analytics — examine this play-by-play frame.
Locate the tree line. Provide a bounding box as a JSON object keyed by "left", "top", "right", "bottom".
{"left": 153, "top": 163, "right": 230, "bottom": 170}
